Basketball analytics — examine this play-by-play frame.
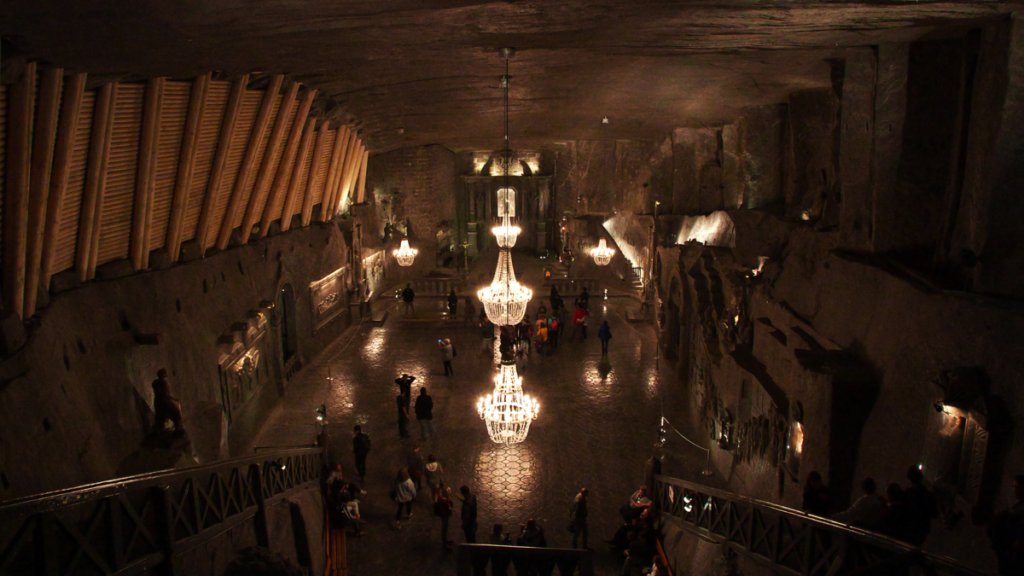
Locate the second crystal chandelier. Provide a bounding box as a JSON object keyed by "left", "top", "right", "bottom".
{"left": 477, "top": 48, "right": 539, "bottom": 445}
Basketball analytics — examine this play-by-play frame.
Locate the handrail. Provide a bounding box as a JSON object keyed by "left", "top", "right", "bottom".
{"left": 0, "top": 446, "right": 325, "bottom": 576}
{"left": 654, "top": 474, "right": 991, "bottom": 576}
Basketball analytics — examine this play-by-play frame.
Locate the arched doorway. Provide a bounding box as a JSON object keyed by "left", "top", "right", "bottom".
{"left": 278, "top": 283, "right": 298, "bottom": 363}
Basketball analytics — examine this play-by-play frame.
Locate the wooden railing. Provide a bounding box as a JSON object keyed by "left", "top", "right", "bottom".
{"left": 0, "top": 447, "right": 324, "bottom": 576}
{"left": 654, "top": 475, "right": 990, "bottom": 576}
{"left": 455, "top": 544, "right": 593, "bottom": 576}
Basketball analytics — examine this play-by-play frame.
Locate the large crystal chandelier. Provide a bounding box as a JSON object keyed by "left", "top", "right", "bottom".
{"left": 477, "top": 54, "right": 532, "bottom": 327}
{"left": 393, "top": 238, "right": 417, "bottom": 267}
{"left": 477, "top": 48, "right": 539, "bottom": 445}
{"left": 477, "top": 360, "right": 540, "bottom": 445}
{"left": 590, "top": 238, "right": 615, "bottom": 266}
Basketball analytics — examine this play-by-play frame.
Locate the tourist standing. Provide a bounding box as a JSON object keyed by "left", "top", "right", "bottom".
{"left": 402, "top": 283, "right": 416, "bottom": 317}
{"left": 479, "top": 318, "right": 494, "bottom": 356}
{"left": 831, "top": 477, "right": 885, "bottom": 529}
{"left": 573, "top": 305, "right": 589, "bottom": 340}
{"left": 407, "top": 445, "right": 426, "bottom": 491}
{"left": 549, "top": 286, "right": 561, "bottom": 313}
{"left": 397, "top": 393, "right": 411, "bottom": 439}
{"left": 415, "top": 387, "right": 434, "bottom": 440}
{"left": 393, "top": 469, "right": 417, "bottom": 529}
{"left": 556, "top": 305, "right": 567, "bottom": 339}
{"left": 439, "top": 339, "right": 455, "bottom": 376}
{"left": 548, "top": 315, "right": 560, "bottom": 350}
{"left": 396, "top": 374, "right": 416, "bottom": 409}
{"left": 435, "top": 483, "right": 454, "bottom": 551}
{"left": 448, "top": 289, "right": 458, "bottom": 317}
{"left": 425, "top": 454, "right": 444, "bottom": 498}
{"left": 489, "top": 524, "right": 513, "bottom": 576}
{"left": 352, "top": 425, "right": 371, "bottom": 481}
{"left": 598, "top": 321, "right": 612, "bottom": 355}
{"left": 460, "top": 485, "right": 479, "bottom": 543}
{"left": 569, "top": 488, "right": 589, "bottom": 549}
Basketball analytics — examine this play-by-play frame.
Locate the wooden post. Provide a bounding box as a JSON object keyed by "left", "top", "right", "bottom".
{"left": 23, "top": 67, "right": 63, "bottom": 317}
{"left": 4, "top": 62, "right": 36, "bottom": 317}
{"left": 240, "top": 82, "right": 299, "bottom": 245}
{"left": 320, "top": 125, "right": 350, "bottom": 222}
{"left": 217, "top": 74, "right": 283, "bottom": 250}
{"left": 151, "top": 486, "right": 179, "bottom": 576}
{"left": 196, "top": 73, "right": 248, "bottom": 252}
{"left": 250, "top": 463, "right": 271, "bottom": 549}
{"left": 355, "top": 148, "right": 370, "bottom": 204}
{"left": 301, "top": 122, "right": 329, "bottom": 226}
{"left": 333, "top": 134, "right": 360, "bottom": 217}
{"left": 40, "top": 73, "right": 86, "bottom": 290}
{"left": 77, "top": 82, "right": 116, "bottom": 282}
{"left": 280, "top": 118, "right": 316, "bottom": 232}
{"left": 86, "top": 83, "right": 119, "bottom": 281}
{"left": 341, "top": 141, "right": 364, "bottom": 212}
{"left": 166, "top": 73, "right": 209, "bottom": 262}
{"left": 260, "top": 88, "right": 315, "bottom": 238}
{"left": 131, "top": 77, "right": 165, "bottom": 271}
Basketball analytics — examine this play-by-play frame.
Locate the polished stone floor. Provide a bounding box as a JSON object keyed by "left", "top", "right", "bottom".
{"left": 253, "top": 254, "right": 713, "bottom": 575}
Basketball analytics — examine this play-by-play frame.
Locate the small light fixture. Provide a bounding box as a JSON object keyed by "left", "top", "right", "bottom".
{"left": 601, "top": 117, "right": 610, "bottom": 124}
{"left": 316, "top": 404, "right": 328, "bottom": 425}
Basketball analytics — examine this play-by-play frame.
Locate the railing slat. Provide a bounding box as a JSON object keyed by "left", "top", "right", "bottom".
{"left": 654, "top": 474, "right": 986, "bottom": 576}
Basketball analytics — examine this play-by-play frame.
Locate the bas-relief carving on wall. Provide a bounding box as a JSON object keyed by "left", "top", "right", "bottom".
{"left": 361, "top": 251, "right": 384, "bottom": 301}
{"left": 217, "top": 315, "right": 269, "bottom": 424}
{"left": 310, "top": 266, "right": 348, "bottom": 330}
{"left": 691, "top": 338, "right": 735, "bottom": 449}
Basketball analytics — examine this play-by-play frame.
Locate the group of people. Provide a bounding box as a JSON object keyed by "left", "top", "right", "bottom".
{"left": 803, "top": 466, "right": 939, "bottom": 545}
{"left": 608, "top": 486, "right": 667, "bottom": 576}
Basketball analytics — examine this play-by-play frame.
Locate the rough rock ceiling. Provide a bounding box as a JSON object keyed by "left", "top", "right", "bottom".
{"left": 0, "top": 1, "right": 1011, "bottom": 152}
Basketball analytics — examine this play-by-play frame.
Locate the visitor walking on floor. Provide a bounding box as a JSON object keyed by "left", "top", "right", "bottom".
{"left": 435, "top": 483, "right": 454, "bottom": 551}
{"left": 397, "top": 393, "right": 411, "bottom": 439}
{"left": 415, "top": 387, "right": 434, "bottom": 439}
{"left": 464, "top": 297, "right": 476, "bottom": 326}
{"left": 577, "top": 287, "right": 590, "bottom": 310}
{"left": 598, "top": 321, "right": 612, "bottom": 354}
{"left": 569, "top": 487, "right": 589, "bottom": 549}
{"left": 549, "top": 286, "right": 561, "bottom": 313}
{"left": 425, "top": 454, "right": 444, "bottom": 498}
{"left": 548, "top": 315, "right": 560, "bottom": 350}
{"left": 556, "top": 305, "right": 567, "bottom": 338}
{"left": 393, "top": 468, "right": 417, "bottom": 529}
{"left": 402, "top": 283, "right": 416, "bottom": 317}
{"left": 459, "top": 485, "right": 478, "bottom": 543}
{"left": 448, "top": 289, "right": 458, "bottom": 317}
{"left": 573, "top": 305, "right": 589, "bottom": 340}
{"left": 407, "top": 444, "right": 425, "bottom": 491}
{"left": 439, "top": 338, "right": 455, "bottom": 376}
{"left": 352, "top": 425, "right": 371, "bottom": 481}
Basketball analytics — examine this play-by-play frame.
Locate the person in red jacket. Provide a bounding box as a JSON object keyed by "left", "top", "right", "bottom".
{"left": 572, "top": 305, "right": 590, "bottom": 340}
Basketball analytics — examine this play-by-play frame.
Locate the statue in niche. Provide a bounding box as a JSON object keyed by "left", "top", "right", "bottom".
{"left": 152, "top": 368, "right": 184, "bottom": 435}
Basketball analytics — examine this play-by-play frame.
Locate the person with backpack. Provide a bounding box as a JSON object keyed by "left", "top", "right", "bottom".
{"left": 439, "top": 338, "right": 455, "bottom": 376}
{"left": 352, "top": 425, "right": 371, "bottom": 482}
{"left": 547, "top": 315, "right": 560, "bottom": 350}
{"left": 598, "top": 320, "right": 612, "bottom": 355}
{"left": 415, "top": 387, "right": 435, "bottom": 440}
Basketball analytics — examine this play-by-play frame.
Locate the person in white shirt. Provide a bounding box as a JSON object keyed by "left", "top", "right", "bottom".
{"left": 831, "top": 477, "right": 885, "bottom": 529}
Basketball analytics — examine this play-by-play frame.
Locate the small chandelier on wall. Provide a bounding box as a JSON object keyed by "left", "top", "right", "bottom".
{"left": 393, "top": 238, "right": 417, "bottom": 267}
{"left": 590, "top": 238, "right": 615, "bottom": 266}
